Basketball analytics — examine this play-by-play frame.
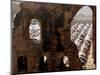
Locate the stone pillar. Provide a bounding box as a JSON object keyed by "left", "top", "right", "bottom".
{"left": 92, "top": 6, "right": 96, "bottom": 64}
{"left": 63, "top": 10, "right": 82, "bottom": 70}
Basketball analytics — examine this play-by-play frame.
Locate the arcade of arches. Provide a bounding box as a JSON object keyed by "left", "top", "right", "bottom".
{"left": 12, "top": 2, "right": 96, "bottom": 74}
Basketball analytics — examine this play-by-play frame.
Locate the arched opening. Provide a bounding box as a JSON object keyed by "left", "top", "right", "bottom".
{"left": 17, "top": 56, "right": 27, "bottom": 73}
{"left": 63, "top": 56, "right": 69, "bottom": 68}
{"left": 59, "top": 56, "right": 69, "bottom": 71}
{"left": 71, "top": 6, "right": 94, "bottom": 69}
{"left": 38, "top": 56, "right": 48, "bottom": 72}
{"left": 29, "top": 18, "right": 41, "bottom": 44}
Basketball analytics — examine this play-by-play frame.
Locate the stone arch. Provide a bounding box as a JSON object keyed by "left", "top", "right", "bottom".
{"left": 13, "top": 6, "right": 49, "bottom": 73}
{"left": 59, "top": 56, "right": 69, "bottom": 71}
{"left": 38, "top": 56, "right": 48, "bottom": 72}
{"left": 71, "top": 6, "right": 93, "bottom": 63}
{"left": 70, "top": 6, "right": 96, "bottom": 65}
{"left": 17, "top": 56, "right": 27, "bottom": 73}
{"left": 12, "top": 2, "right": 96, "bottom": 73}
{"left": 70, "top": 6, "right": 96, "bottom": 67}
{"left": 29, "top": 18, "right": 42, "bottom": 44}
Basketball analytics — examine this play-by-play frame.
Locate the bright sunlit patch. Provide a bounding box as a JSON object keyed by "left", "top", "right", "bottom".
{"left": 63, "top": 56, "right": 69, "bottom": 67}
{"left": 44, "top": 56, "right": 47, "bottom": 63}
{"left": 29, "top": 19, "right": 41, "bottom": 43}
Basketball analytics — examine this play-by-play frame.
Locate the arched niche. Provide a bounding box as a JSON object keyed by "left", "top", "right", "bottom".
{"left": 58, "top": 56, "right": 70, "bottom": 71}
{"left": 17, "top": 56, "right": 27, "bottom": 73}
{"left": 71, "top": 6, "right": 94, "bottom": 68}
{"left": 38, "top": 56, "right": 48, "bottom": 72}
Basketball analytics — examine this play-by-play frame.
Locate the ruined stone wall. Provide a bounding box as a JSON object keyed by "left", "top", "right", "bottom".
{"left": 12, "top": 2, "right": 96, "bottom": 74}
